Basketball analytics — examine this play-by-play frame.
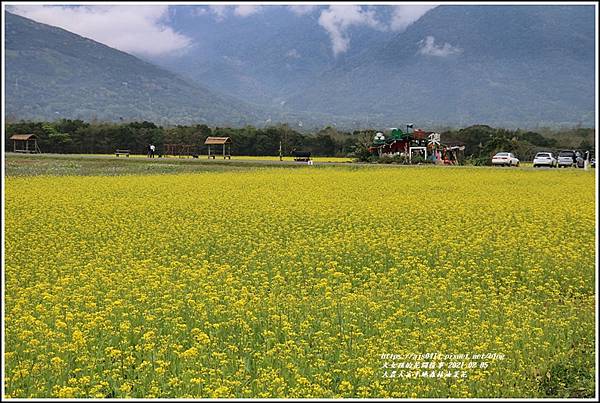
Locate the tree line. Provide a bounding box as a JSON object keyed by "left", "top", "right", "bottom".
{"left": 441, "top": 125, "right": 594, "bottom": 164}
{"left": 4, "top": 119, "right": 595, "bottom": 161}
{"left": 4, "top": 120, "right": 358, "bottom": 157}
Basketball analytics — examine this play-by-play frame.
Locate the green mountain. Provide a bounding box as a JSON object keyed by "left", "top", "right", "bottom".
{"left": 283, "top": 5, "right": 596, "bottom": 128}
{"left": 6, "top": 6, "right": 595, "bottom": 130}
{"left": 4, "top": 12, "right": 268, "bottom": 126}
{"left": 155, "top": 5, "right": 594, "bottom": 129}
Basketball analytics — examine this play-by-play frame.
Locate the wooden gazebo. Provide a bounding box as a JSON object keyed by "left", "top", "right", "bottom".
{"left": 9, "top": 134, "right": 41, "bottom": 153}
{"left": 204, "top": 137, "right": 232, "bottom": 159}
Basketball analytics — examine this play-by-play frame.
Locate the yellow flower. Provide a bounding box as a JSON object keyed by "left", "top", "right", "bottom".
{"left": 4, "top": 165, "right": 595, "bottom": 398}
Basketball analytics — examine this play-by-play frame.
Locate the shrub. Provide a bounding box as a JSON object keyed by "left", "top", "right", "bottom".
{"left": 466, "top": 155, "right": 492, "bottom": 166}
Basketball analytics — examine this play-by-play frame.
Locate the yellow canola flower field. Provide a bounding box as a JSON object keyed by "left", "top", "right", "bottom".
{"left": 4, "top": 166, "right": 596, "bottom": 398}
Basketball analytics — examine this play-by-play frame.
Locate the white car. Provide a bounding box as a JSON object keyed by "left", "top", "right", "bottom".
{"left": 492, "top": 152, "right": 520, "bottom": 167}
{"left": 533, "top": 152, "right": 557, "bottom": 168}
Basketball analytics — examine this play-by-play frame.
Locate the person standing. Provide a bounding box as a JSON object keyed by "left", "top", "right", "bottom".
{"left": 150, "top": 144, "right": 156, "bottom": 158}
{"left": 584, "top": 150, "right": 590, "bottom": 170}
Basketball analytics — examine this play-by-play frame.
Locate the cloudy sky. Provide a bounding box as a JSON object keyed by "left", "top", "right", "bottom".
{"left": 8, "top": 3, "right": 438, "bottom": 57}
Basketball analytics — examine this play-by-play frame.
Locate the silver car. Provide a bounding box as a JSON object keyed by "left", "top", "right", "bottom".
{"left": 557, "top": 150, "right": 582, "bottom": 168}
{"left": 533, "top": 152, "right": 557, "bottom": 168}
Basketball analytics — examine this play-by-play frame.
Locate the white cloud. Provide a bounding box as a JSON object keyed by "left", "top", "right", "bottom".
{"left": 318, "top": 5, "right": 382, "bottom": 56}
{"left": 286, "top": 49, "right": 301, "bottom": 59}
{"left": 390, "top": 5, "right": 437, "bottom": 32}
{"left": 288, "top": 5, "right": 318, "bottom": 16}
{"left": 198, "top": 5, "right": 261, "bottom": 21}
{"left": 207, "top": 5, "right": 229, "bottom": 21}
{"left": 233, "top": 5, "right": 262, "bottom": 17}
{"left": 191, "top": 6, "right": 208, "bottom": 17}
{"left": 418, "top": 36, "right": 463, "bottom": 57}
{"left": 9, "top": 5, "right": 191, "bottom": 57}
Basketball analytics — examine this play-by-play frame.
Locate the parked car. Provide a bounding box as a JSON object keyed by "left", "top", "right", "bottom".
{"left": 533, "top": 152, "right": 557, "bottom": 168}
{"left": 557, "top": 150, "right": 583, "bottom": 168}
{"left": 492, "top": 152, "right": 519, "bottom": 167}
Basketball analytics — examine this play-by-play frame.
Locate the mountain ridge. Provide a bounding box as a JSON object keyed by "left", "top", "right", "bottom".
{"left": 4, "top": 11, "right": 270, "bottom": 126}
{"left": 4, "top": 5, "right": 596, "bottom": 129}
{"left": 281, "top": 5, "right": 596, "bottom": 127}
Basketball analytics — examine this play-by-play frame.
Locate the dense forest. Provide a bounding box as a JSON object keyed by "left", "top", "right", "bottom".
{"left": 4, "top": 119, "right": 595, "bottom": 162}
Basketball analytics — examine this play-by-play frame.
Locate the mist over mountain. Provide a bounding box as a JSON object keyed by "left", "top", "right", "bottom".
{"left": 284, "top": 5, "right": 596, "bottom": 128}
{"left": 5, "top": 5, "right": 596, "bottom": 129}
{"left": 152, "top": 5, "right": 396, "bottom": 110}
{"left": 150, "top": 5, "right": 595, "bottom": 129}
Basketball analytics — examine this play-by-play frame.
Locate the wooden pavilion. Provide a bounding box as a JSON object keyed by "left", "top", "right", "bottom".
{"left": 204, "top": 137, "right": 232, "bottom": 159}
{"left": 9, "top": 134, "right": 41, "bottom": 153}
